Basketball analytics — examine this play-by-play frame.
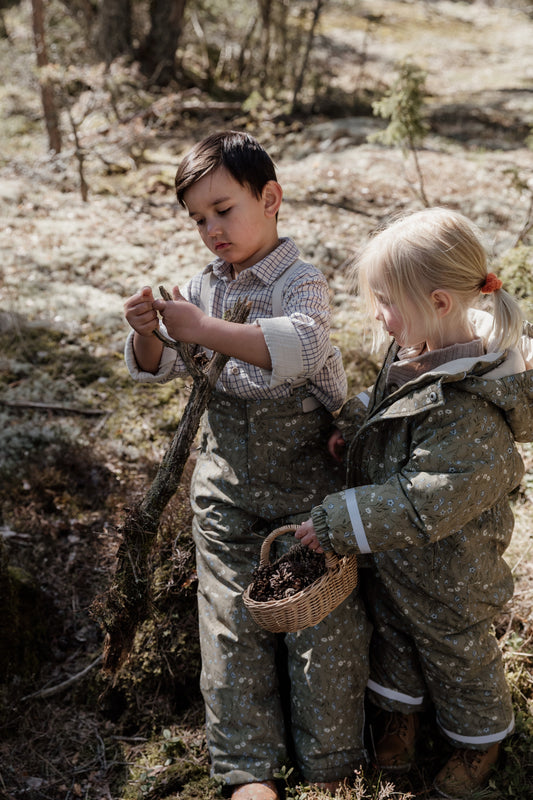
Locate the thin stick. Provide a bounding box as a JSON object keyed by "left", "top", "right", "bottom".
{"left": 0, "top": 399, "right": 107, "bottom": 416}
{"left": 21, "top": 655, "right": 103, "bottom": 701}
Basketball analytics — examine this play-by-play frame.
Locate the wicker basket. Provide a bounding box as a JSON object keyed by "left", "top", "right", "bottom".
{"left": 242, "top": 524, "right": 358, "bottom": 633}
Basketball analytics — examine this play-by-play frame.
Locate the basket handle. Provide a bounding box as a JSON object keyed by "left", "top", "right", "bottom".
{"left": 259, "top": 524, "right": 336, "bottom": 568}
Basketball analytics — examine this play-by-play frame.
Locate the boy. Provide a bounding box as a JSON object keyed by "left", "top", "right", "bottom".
{"left": 124, "top": 131, "right": 370, "bottom": 800}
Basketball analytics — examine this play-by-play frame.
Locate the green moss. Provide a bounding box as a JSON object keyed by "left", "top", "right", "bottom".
{"left": 138, "top": 759, "right": 216, "bottom": 800}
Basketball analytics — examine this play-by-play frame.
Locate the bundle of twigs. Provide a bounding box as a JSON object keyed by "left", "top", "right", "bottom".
{"left": 91, "top": 287, "right": 250, "bottom": 674}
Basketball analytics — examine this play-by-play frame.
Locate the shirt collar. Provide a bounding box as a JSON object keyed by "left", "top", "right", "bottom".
{"left": 206, "top": 237, "right": 300, "bottom": 284}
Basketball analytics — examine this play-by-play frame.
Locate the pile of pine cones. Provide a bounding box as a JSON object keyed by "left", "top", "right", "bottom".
{"left": 248, "top": 544, "right": 326, "bottom": 602}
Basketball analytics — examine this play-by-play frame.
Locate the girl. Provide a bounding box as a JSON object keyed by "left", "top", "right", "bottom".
{"left": 295, "top": 207, "right": 533, "bottom": 798}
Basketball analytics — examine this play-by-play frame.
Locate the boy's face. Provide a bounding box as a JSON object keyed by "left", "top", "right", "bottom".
{"left": 183, "top": 166, "right": 281, "bottom": 273}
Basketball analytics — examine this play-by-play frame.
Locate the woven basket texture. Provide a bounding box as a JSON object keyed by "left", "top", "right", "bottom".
{"left": 242, "top": 524, "right": 358, "bottom": 633}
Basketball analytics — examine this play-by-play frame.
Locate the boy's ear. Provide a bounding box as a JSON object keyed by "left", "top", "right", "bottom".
{"left": 431, "top": 289, "right": 453, "bottom": 318}
{"left": 262, "top": 181, "right": 283, "bottom": 218}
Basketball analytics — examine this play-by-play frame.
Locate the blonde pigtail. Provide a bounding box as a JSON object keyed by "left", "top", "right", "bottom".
{"left": 490, "top": 286, "right": 525, "bottom": 352}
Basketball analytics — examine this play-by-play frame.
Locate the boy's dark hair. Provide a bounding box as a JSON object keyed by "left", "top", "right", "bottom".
{"left": 175, "top": 130, "right": 278, "bottom": 207}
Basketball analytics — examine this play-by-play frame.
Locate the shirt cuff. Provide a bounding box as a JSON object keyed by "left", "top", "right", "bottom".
{"left": 124, "top": 329, "right": 181, "bottom": 382}
{"left": 255, "top": 316, "right": 305, "bottom": 388}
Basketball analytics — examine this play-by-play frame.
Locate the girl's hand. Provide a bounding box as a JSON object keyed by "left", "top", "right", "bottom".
{"left": 295, "top": 519, "right": 324, "bottom": 553}
{"left": 328, "top": 428, "right": 346, "bottom": 461}
{"left": 124, "top": 286, "right": 159, "bottom": 336}
{"left": 153, "top": 286, "right": 206, "bottom": 344}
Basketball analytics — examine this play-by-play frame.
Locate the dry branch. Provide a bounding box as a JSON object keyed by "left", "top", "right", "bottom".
{"left": 21, "top": 655, "right": 103, "bottom": 701}
{"left": 0, "top": 399, "right": 107, "bottom": 416}
{"left": 91, "top": 289, "right": 251, "bottom": 674}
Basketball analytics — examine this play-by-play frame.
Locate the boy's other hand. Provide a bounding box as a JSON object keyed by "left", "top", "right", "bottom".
{"left": 328, "top": 428, "right": 345, "bottom": 461}
{"left": 124, "top": 286, "right": 159, "bottom": 336}
{"left": 295, "top": 519, "right": 323, "bottom": 553}
{"left": 153, "top": 286, "right": 206, "bottom": 344}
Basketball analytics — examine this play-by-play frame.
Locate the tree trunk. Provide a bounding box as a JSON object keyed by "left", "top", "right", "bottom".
{"left": 95, "top": 0, "right": 132, "bottom": 65}
{"left": 137, "top": 0, "right": 187, "bottom": 86}
{"left": 31, "top": 0, "right": 61, "bottom": 153}
{"left": 291, "top": 0, "right": 325, "bottom": 113}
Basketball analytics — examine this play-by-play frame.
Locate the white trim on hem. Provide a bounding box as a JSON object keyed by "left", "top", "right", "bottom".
{"left": 367, "top": 678, "right": 425, "bottom": 706}
{"left": 438, "top": 715, "right": 515, "bottom": 747}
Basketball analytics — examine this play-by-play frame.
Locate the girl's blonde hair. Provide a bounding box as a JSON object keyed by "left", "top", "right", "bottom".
{"left": 354, "top": 207, "right": 524, "bottom": 352}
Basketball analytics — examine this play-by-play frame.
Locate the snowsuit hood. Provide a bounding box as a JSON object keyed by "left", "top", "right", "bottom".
{"left": 362, "top": 345, "right": 533, "bottom": 457}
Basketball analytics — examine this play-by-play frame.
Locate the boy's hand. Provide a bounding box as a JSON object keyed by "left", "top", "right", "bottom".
{"left": 328, "top": 428, "right": 346, "bottom": 461}
{"left": 153, "top": 286, "right": 206, "bottom": 344}
{"left": 124, "top": 286, "right": 159, "bottom": 336}
{"left": 295, "top": 519, "right": 323, "bottom": 553}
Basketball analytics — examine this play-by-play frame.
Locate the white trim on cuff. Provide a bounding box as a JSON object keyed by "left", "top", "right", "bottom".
{"left": 357, "top": 390, "right": 371, "bottom": 408}
{"left": 124, "top": 329, "right": 179, "bottom": 382}
{"left": 345, "top": 487, "right": 371, "bottom": 554}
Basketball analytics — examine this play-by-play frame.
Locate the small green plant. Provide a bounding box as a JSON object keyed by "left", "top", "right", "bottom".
{"left": 160, "top": 727, "right": 186, "bottom": 765}
{"left": 274, "top": 765, "right": 303, "bottom": 799}
{"left": 369, "top": 60, "right": 430, "bottom": 206}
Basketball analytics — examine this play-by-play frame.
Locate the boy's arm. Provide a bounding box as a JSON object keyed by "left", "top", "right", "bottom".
{"left": 153, "top": 287, "right": 272, "bottom": 369}
{"left": 255, "top": 269, "right": 341, "bottom": 388}
{"left": 132, "top": 332, "right": 164, "bottom": 374}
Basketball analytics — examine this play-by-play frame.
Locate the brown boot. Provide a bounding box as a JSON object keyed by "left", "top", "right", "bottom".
{"left": 231, "top": 781, "right": 279, "bottom": 800}
{"left": 433, "top": 742, "right": 500, "bottom": 798}
{"left": 373, "top": 711, "right": 419, "bottom": 773}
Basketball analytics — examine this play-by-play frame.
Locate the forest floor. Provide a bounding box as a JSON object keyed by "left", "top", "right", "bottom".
{"left": 1, "top": 1, "right": 533, "bottom": 799}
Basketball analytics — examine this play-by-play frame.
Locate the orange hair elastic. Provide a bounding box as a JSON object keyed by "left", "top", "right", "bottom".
{"left": 480, "top": 273, "right": 503, "bottom": 294}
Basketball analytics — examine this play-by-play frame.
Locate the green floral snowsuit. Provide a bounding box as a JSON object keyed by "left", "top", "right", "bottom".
{"left": 311, "top": 342, "right": 533, "bottom": 749}
{"left": 191, "top": 387, "right": 371, "bottom": 785}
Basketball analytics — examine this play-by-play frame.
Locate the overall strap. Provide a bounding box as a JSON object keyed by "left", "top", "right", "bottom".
{"left": 198, "top": 257, "right": 306, "bottom": 317}
{"left": 199, "top": 268, "right": 216, "bottom": 315}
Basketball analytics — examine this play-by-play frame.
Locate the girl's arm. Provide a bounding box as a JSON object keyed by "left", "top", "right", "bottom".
{"left": 298, "top": 396, "right": 524, "bottom": 556}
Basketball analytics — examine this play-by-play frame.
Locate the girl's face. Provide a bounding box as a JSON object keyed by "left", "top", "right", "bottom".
{"left": 373, "top": 290, "right": 428, "bottom": 349}
{"left": 182, "top": 165, "right": 281, "bottom": 273}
